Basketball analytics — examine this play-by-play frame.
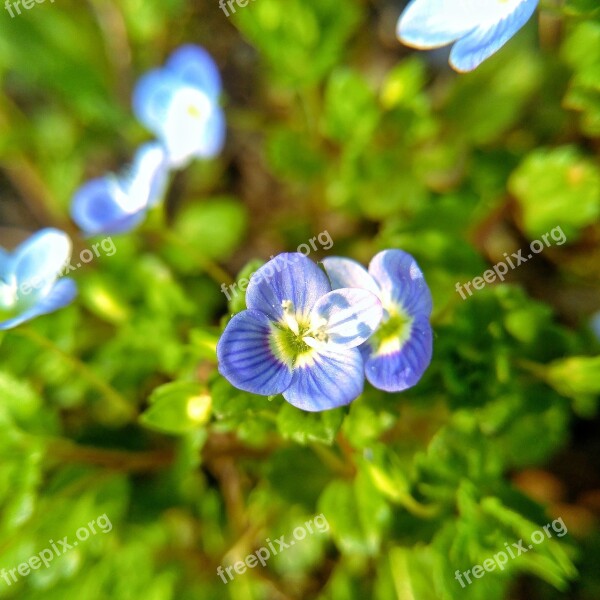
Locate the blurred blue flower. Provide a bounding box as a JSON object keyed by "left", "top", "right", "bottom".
{"left": 217, "top": 253, "right": 383, "bottom": 411}
{"left": 397, "top": 0, "right": 539, "bottom": 72}
{"left": 133, "top": 45, "right": 226, "bottom": 168}
{"left": 323, "top": 250, "right": 433, "bottom": 392}
{"left": 0, "top": 229, "right": 77, "bottom": 330}
{"left": 591, "top": 311, "right": 600, "bottom": 342}
{"left": 71, "top": 142, "right": 169, "bottom": 236}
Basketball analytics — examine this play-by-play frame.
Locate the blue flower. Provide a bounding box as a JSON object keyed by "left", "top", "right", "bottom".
{"left": 133, "top": 45, "right": 226, "bottom": 168}
{"left": 322, "top": 250, "right": 433, "bottom": 392}
{"left": 397, "top": 0, "right": 539, "bottom": 72}
{"left": 591, "top": 311, "right": 600, "bottom": 343}
{"left": 217, "top": 253, "right": 383, "bottom": 411}
{"left": 0, "top": 229, "right": 77, "bottom": 330}
{"left": 71, "top": 142, "right": 169, "bottom": 236}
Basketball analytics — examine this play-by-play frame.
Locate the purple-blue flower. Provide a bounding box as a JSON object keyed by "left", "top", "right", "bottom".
{"left": 397, "top": 0, "right": 539, "bottom": 72}
{"left": 217, "top": 253, "right": 384, "bottom": 412}
{"left": 0, "top": 229, "right": 77, "bottom": 330}
{"left": 71, "top": 142, "right": 169, "bottom": 236}
{"left": 322, "top": 250, "right": 433, "bottom": 392}
{"left": 133, "top": 45, "right": 226, "bottom": 168}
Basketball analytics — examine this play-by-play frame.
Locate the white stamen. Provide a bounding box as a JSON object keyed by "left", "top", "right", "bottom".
{"left": 281, "top": 299, "right": 300, "bottom": 335}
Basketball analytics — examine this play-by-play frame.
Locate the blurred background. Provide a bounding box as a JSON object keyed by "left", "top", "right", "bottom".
{"left": 0, "top": 0, "right": 599, "bottom": 598}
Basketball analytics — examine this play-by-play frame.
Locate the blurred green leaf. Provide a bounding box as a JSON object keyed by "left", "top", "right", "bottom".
{"left": 140, "top": 381, "right": 211, "bottom": 434}
{"left": 276, "top": 403, "right": 344, "bottom": 445}
{"left": 509, "top": 146, "right": 600, "bottom": 239}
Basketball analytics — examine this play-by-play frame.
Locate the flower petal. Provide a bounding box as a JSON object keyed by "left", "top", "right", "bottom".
{"left": 283, "top": 347, "right": 364, "bottom": 411}
{"left": 123, "top": 142, "right": 169, "bottom": 209}
{"left": 368, "top": 250, "right": 432, "bottom": 317}
{"left": 246, "top": 253, "right": 331, "bottom": 323}
{"left": 13, "top": 229, "right": 72, "bottom": 297}
{"left": 397, "top": 0, "right": 480, "bottom": 50}
{"left": 308, "top": 288, "right": 383, "bottom": 349}
{"left": 71, "top": 178, "right": 145, "bottom": 236}
{"left": 166, "top": 44, "right": 222, "bottom": 101}
{"left": 449, "top": 0, "right": 539, "bottom": 72}
{"left": 162, "top": 88, "right": 223, "bottom": 168}
{"left": 195, "top": 106, "right": 226, "bottom": 159}
{"left": 0, "top": 278, "right": 77, "bottom": 331}
{"left": 0, "top": 248, "right": 12, "bottom": 278}
{"left": 321, "top": 257, "right": 380, "bottom": 295}
{"left": 217, "top": 309, "right": 293, "bottom": 396}
{"left": 132, "top": 69, "right": 181, "bottom": 135}
{"left": 364, "top": 316, "right": 433, "bottom": 392}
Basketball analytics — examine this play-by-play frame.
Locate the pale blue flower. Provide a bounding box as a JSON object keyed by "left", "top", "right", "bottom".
{"left": 0, "top": 229, "right": 77, "bottom": 330}
{"left": 323, "top": 250, "right": 433, "bottom": 392}
{"left": 397, "top": 0, "right": 539, "bottom": 72}
{"left": 133, "top": 45, "right": 226, "bottom": 168}
{"left": 71, "top": 142, "right": 169, "bottom": 236}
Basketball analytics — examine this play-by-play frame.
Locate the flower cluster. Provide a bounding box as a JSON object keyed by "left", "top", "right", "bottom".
{"left": 217, "top": 250, "right": 433, "bottom": 411}
{"left": 2, "top": 45, "right": 225, "bottom": 330}
{"left": 397, "top": 0, "right": 539, "bottom": 72}
{"left": 71, "top": 45, "right": 225, "bottom": 236}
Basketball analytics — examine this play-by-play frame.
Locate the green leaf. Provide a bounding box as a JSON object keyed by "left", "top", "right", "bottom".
{"left": 322, "top": 68, "right": 379, "bottom": 143}
{"left": 234, "top": 0, "right": 362, "bottom": 86}
{"left": 276, "top": 402, "right": 344, "bottom": 445}
{"left": 173, "top": 198, "right": 248, "bottom": 261}
{"left": 140, "top": 381, "right": 211, "bottom": 435}
{"left": 509, "top": 146, "right": 600, "bottom": 239}
{"left": 544, "top": 356, "right": 600, "bottom": 416}
{"left": 562, "top": 22, "right": 600, "bottom": 135}
{"left": 318, "top": 469, "right": 390, "bottom": 556}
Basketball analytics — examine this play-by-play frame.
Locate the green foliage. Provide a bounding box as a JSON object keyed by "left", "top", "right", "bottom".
{"left": 0, "top": 1, "right": 598, "bottom": 599}
{"left": 509, "top": 146, "right": 600, "bottom": 239}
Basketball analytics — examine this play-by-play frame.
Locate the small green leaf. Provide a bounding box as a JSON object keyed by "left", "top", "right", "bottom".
{"left": 509, "top": 146, "right": 600, "bottom": 239}
{"left": 276, "top": 403, "right": 344, "bottom": 445}
{"left": 140, "top": 381, "right": 211, "bottom": 435}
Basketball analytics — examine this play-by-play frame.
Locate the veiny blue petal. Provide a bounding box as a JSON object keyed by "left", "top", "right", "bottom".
{"left": 166, "top": 44, "right": 222, "bottom": 101}
{"left": 321, "top": 257, "right": 380, "bottom": 295}
{"left": 132, "top": 69, "right": 181, "bottom": 135}
{"left": 0, "top": 278, "right": 77, "bottom": 331}
{"left": 397, "top": 0, "right": 480, "bottom": 50}
{"left": 308, "top": 288, "right": 383, "bottom": 349}
{"left": 368, "top": 250, "right": 432, "bottom": 318}
{"left": 283, "top": 347, "right": 364, "bottom": 411}
{"left": 71, "top": 178, "right": 146, "bottom": 236}
{"left": 13, "top": 229, "right": 72, "bottom": 297}
{"left": 365, "top": 316, "right": 433, "bottom": 392}
{"left": 449, "top": 0, "right": 539, "bottom": 72}
{"left": 246, "top": 253, "right": 331, "bottom": 323}
{"left": 217, "top": 309, "right": 294, "bottom": 396}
